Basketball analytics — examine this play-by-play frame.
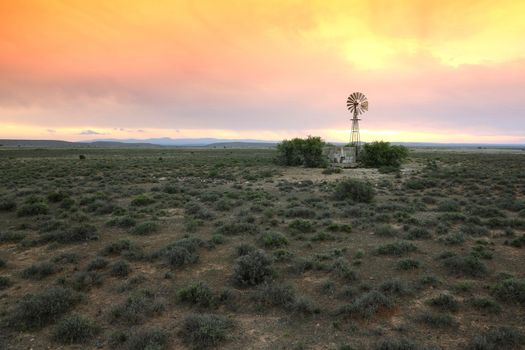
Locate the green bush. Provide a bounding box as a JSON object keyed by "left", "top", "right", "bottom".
{"left": 180, "top": 313, "right": 235, "bottom": 349}
{"left": 375, "top": 338, "right": 425, "bottom": 350}
{"left": 375, "top": 241, "right": 417, "bottom": 256}
{"left": 111, "top": 260, "right": 131, "bottom": 277}
{"left": 10, "top": 287, "right": 80, "bottom": 330}
{"left": 335, "top": 290, "right": 393, "bottom": 319}
{"left": 127, "top": 327, "right": 169, "bottom": 350}
{"left": 110, "top": 290, "right": 164, "bottom": 325}
{"left": 87, "top": 257, "right": 109, "bottom": 271}
{"left": 17, "top": 202, "right": 49, "bottom": 217}
{"left": 492, "top": 278, "right": 525, "bottom": 304}
{"left": 469, "top": 297, "right": 501, "bottom": 313}
{"left": 397, "top": 258, "right": 420, "bottom": 270}
{"left": 132, "top": 221, "right": 159, "bottom": 235}
{"left": 165, "top": 246, "right": 199, "bottom": 268}
{"left": 334, "top": 179, "right": 375, "bottom": 203}
{"left": 374, "top": 224, "right": 399, "bottom": 237}
{"left": 359, "top": 141, "right": 409, "bottom": 168}
{"left": 259, "top": 232, "right": 288, "bottom": 248}
{"left": 0, "top": 231, "right": 26, "bottom": 243}
{"left": 235, "top": 243, "right": 256, "bottom": 257}
{"left": 467, "top": 326, "right": 524, "bottom": 350}
{"left": 0, "top": 198, "right": 16, "bottom": 211}
{"left": 131, "top": 195, "right": 155, "bottom": 206}
{"left": 178, "top": 281, "right": 214, "bottom": 308}
{"left": 53, "top": 313, "right": 99, "bottom": 344}
{"left": 21, "top": 261, "right": 58, "bottom": 280}
{"left": 442, "top": 255, "right": 487, "bottom": 277}
{"left": 427, "top": 294, "right": 459, "bottom": 312}
{"left": 232, "top": 250, "right": 273, "bottom": 287}
{"left": 276, "top": 136, "right": 327, "bottom": 168}
{"left": 417, "top": 312, "right": 457, "bottom": 328}
{"left": 0, "top": 276, "right": 12, "bottom": 290}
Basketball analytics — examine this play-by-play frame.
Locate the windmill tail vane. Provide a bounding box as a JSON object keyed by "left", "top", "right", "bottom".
{"left": 346, "top": 92, "right": 368, "bottom": 148}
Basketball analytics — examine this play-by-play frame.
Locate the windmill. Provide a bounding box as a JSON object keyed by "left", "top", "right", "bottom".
{"left": 346, "top": 92, "right": 368, "bottom": 149}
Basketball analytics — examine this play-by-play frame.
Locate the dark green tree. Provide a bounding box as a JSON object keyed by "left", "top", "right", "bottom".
{"left": 275, "top": 136, "right": 326, "bottom": 168}
{"left": 359, "top": 141, "right": 409, "bottom": 167}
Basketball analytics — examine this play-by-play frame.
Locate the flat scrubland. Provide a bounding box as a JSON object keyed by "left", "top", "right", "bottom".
{"left": 0, "top": 147, "right": 524, "bottom": 350}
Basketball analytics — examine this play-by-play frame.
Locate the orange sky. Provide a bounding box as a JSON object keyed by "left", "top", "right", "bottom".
{"left": 1, "top": 0, "right": 524, "bottom": 143}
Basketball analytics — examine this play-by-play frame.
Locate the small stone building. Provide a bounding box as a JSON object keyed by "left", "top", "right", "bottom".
{"left": 323, "top": 146, "right": 357, "bottom": 168}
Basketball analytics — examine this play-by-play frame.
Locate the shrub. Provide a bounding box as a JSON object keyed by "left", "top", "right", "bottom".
{"left": 405, "top": 227, "right": 431, "bottom": 240}
{"left": 359, "top": 141, "right": 409, "bottom": 168}
{"left": 379, "top": 279, "right": 412, "bottom": 296}
{"left": 107, "top": 216, "right": 137, "bottom": 228}
{"left": 0, "top": 276, "right": 12, "bottom": 290}
{"left": 417, "top": 312, "right": 456, "bottom": 328}
{"left": 132, "top": 221, "right": 159, "bottom": 235}
{"left": 467, "top": 326, "right": 524, "bottom": 350}
{"left": 492, "top": 278, "right": 525, "bottom": 304}
{"left": 10, "top": 287, "right": 80, "bottom": 330}
{"left": 17, "top": 202, "right": 49, "bottom": 217}
{"left": 236, "top": 243, "right": 256, "bottom": 257}
{"left": 47, "top": 191, "right": 67, "bottom": 203}
{"left": 131, "top": 195, "right": 155, "bottom": 206}
{"left": 178, "top": 282, "right": 214, "bottom": 308}
{"left": 336, "top": 290, "right": 393, "bottom": 319}
{"left": 469, "top": 297, "right": 501, "bottom": 313}
{"left": 442, "top": 255, "right": 487, "bottom": 277}
{"left": 127, "top": 327, "right": 169, "bottom": 350}
{"left": 288, "top": 219, "right": 314, "bottom": 233}
{"left": 284, "top": 207, "right": 316, "bottom": 219}
{"left": 253, "top": 282, "right": 296, "bottom": 308}
{"left": 507, "top": 234, "right": 525, "bottom": 248}
{"left": 397, "top": 259, "right": 420, "bottom": 270}
{"left": 232, "top": 250, "right": 273, "bottom": 287}
{"left": 259, "top": 232, "right": 288, "bottom": 248}
{"left": 0, "top": 231, "right": 26, "bottom": 243}
{"left": 110, "top": 290, "right": 164, "bottom": 325}
{"left": 102, "top": 239, "right": 143, "bottom": 259}
{"left": 374, "top": 224, "right": 398, "bottom": 237}
{"left": 375, "top": 338, "right": 424, "bottom": 350}
{"left": 437, "top": 200, "right": 461, "bottom": 212}
{"left": 71, "top": 271, "right": 103, "bottom": 291}
{"left": 46, "top": 224, "right": 99, "bottom": 243}
{"left": 87, "top": 257, "right": 109, "bottom": 271}
{"left": 180, "top": 313, "right": 235, "bottom": 349}
{"left": 53, "top": 314, "right": 99, "bottom": 344}
{"left": 21, "top": 261, "right": 58, "bottom": 280}
{"left": 334, "top": 179, "right": 375, "bottom": 203}
{"left": 276, "top": 136, "right": 326, "bottom": 168}
{"left": 427, "top": 294, "right": 459, "bottom": 312}
{"left": 52, "top": 252, "right": 80, "bottom": 264}
{"left": 439, "top": 232, "right": 466, "bottom": 245}
{"left": 165, "top": 246, "right": 199, "bottom": 268}
{"left": 331, "top": 258, "right": 358, "bottom": 281}
{"left": 0, "top": 199, "right": 16, "bottom": 211}
{"left": 216, "top": 222, "right": 259, "bottom": 236}
{"left": 376, "top": 241, "right": 417, "bottom": 256}
{"left": 111, "top": 260, "right": 131, "bottom": 277}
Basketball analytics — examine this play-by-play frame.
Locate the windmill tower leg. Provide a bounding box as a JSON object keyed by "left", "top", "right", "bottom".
{"left": 350, "top": 110, "right": 360, "bottom": 156}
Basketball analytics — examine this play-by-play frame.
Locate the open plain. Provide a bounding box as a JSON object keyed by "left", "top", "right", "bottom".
{"left": 0, "top": 147, "right": 524, "bottom": 349}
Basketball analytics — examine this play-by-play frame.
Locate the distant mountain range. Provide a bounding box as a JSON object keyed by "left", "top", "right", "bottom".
{"left": 0, "top": 138, "right": 524, "bottom": 149}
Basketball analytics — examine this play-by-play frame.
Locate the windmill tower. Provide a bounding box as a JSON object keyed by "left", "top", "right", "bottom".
{"left": 346, "top": 92, "right": 368, "bottom": 149}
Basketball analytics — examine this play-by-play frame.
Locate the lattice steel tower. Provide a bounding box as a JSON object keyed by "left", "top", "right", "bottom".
{"left": 346, "top": 92, "right": 368, "bottom": 148}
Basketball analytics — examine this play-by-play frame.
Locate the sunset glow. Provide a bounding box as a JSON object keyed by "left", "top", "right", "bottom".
{"left": 1, "top": 0, "right": 524, "bottom": 143}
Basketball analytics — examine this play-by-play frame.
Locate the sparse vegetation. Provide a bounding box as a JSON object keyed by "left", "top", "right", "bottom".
{"left": 53, "top": 313, "right": 99, "bottom": 344}
{"left": 1, "top": 147, "right": 524, "bottom": 349}
{"left": 180, "top": 313, "right": 235, "bottom": 349}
